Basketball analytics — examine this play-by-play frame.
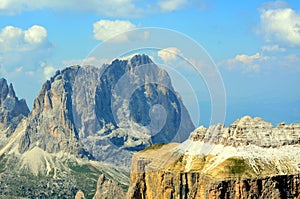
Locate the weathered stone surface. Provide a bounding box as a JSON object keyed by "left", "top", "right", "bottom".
{"left": 75, "top": 190, "right": 85, "bottom": 199}
{"left": 93, "top": 174, "right": 125, "bottom": 199}
{"left": 0, "top": 78, "right": 29, "bottom": 138}
{"left": 127, "top": 171, "right": 300, "bottom": 199}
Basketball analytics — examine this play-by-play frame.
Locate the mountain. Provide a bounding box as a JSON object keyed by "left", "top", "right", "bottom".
{"left": 127, "top": 116, "right": 300, "bottom": 198}
{"left": 17, "top": 54, "right": 194, "bottom": 167}
{"left": 0, "top": 54, "right": 195, "bottom": 198}
{"left": 0, "top": 78, "right": 29, "bottom": 139}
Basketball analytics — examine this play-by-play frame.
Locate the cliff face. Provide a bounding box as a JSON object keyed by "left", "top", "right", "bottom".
{"left": 128, "top": 171, "right": 300, "bottom": 199}
{"left": 0, "top": 78, "right": 29, "bottom": 138}
{"left": 17, "top": 54, "right": 194, "bottom": 167}
{"left": 127, "top": 116, "right": 300, "bottom": 199}
{"left": 18, "top": 66, "right": 83, "bottom": 155}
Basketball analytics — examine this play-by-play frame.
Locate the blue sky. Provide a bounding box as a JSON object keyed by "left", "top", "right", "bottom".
{"left": 0, "top": 0, "right": 299, "bottom": 127}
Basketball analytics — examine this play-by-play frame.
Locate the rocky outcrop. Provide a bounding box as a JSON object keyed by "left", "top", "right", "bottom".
{"left": 0, "top": 78, "right": 29, "bottom": 138}
{"left": 75, "top": 190, "right": 85, "bottom": 199}
{"left": 189, "top": 116, "right": 300, "bottom": 147}
{"left": 17, "top": 54, "right": 194, "bottom": 167}
{"left": 127, "top": 117, "right": 300, "bottom": 199}
{"left": 93, "top": 174, "right": 125, "bottom": 199}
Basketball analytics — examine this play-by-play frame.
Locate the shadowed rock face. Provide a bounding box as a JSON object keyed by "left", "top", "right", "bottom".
{"left": 0, "top": 78, "right": 29, "bottom": 137}
{"left": 18, "top": 54, "right": 195, "bottom": 167}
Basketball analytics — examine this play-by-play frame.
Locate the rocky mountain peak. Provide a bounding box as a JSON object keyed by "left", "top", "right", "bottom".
{"left": 17, "top": 55, "right": 194, "bottom": 167}
{"left": 129, "top": 54, "right": 153, "bottom": 66}
{"left": 0, "top": 78, "right": 29, "bottom": 137}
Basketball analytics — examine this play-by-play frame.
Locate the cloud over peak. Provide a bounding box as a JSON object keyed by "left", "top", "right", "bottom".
{"left": 158, "top": 47, "right": 182, "bottom": 63}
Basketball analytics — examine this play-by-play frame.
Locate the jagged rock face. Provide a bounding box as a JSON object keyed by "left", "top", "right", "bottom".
{"left": 93, "top": 174, "right": 125, "bottom": 199}
{"left": 18, "top": 54, "right": 194, "bottom": 167}
{"left": 0, "top": 78, "right": 29, "bottom": 137}
{"left": 127, "top": 171, "right": 300, "bottom": 199}
{"left": 127, "top": 117, "right": 300, "bottom": 199}
{"left": 190, "top": 116, "right": 300, "bottom": 147}
{"left": 18, "top": 66, "right": 85, "bottom": 155}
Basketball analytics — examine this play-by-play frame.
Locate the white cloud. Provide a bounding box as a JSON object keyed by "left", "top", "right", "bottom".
{"left": 157, "top": 47, "right": 182, "bottom": 63}
{"left": 0, "top": 25, "right": 52, "bottom": 73}
{"left": 221, "top": 53, "right": 270, "bottom": 72}
{"left": 43, "top": 64, "right": 57, "bottom": 80}
{"left": 261, "top": 45, "right": 286, "bottom": 52}
{"left": 259, "top": 3, "right": 300, "bottom": 47}
{"left": 158, "top": 0, "right": 187, "bottom": 12}
{"left": 62, "top": 57, "right": 111, "bottom": 67}
{"left": 0, "top": 0, "right": 193, "bottom": 16}
{"left": 24, "top": 25, "right": 47, "bottom": 44}
{"left": 0, "top": 25, "right": 49, "bottom": 52}
{"left": 0, "top": 0, "right": 142, "bottom": 17}
{"left": 93, "top": 20, "right": 136, "bottom": 42}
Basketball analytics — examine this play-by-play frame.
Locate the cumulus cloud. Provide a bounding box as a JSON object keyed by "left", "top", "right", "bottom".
{"left": 93, "top": 20, "right": 136, "bottom": 42}
{"left": 0, "top": 25, "right": 49, "bottom": 52}
{"left": 43, "top": 65, "right": 57, "bottom": 80}
{"left": 0, "top": 25, "right": 52, "bottom": 73}
{"left": 158, "top": 0, "right": 187, "bottom": 12}
{"left": 261, "top": 45, "right": 286, "bottom": 52}
{"left": 62, "top": 57, "right": 111, "bottom": 67}
{"left": 157, "top": 47, "right": 182, "bottom": 63}
{"left": 221, "top": 53, "right": 270, "bottom": 72}
{"left": 259, "top": 2, "right": 300, "bottom": 47}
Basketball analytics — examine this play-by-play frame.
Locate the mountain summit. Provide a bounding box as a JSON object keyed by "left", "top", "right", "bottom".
{"left": 17, "top": 54, "right": 195, "bottom": 167}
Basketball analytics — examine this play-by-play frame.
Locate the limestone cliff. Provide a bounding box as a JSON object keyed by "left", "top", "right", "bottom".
{"left": 127, "top": 116, "right": 300, "bottom": 198}
{"left": 128, "top": 171, "right": 300, "bottom": 199}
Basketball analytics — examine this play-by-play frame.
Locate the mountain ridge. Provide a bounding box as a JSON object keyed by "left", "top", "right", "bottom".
{"left": 0, "top": 54, "right": 195, "bottom": 198}
{"left": 127, "top": 116, "right": 300, "bottom": 198}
